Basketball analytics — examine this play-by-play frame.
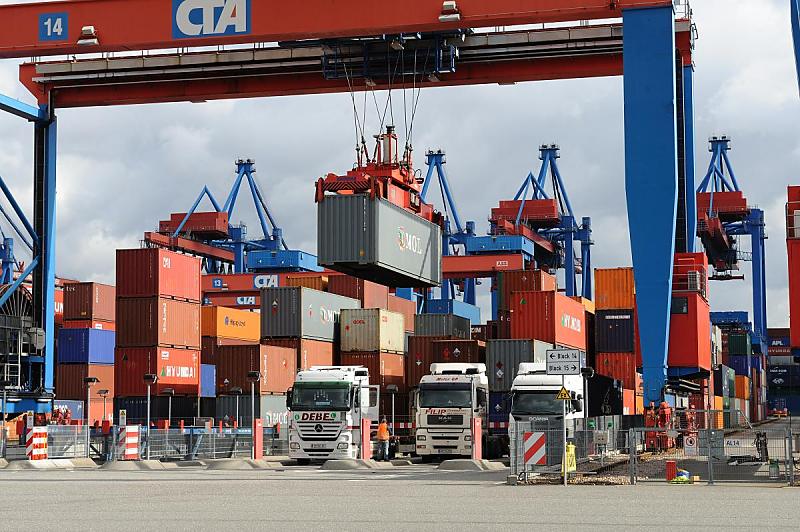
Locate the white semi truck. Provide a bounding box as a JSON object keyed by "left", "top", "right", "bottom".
{"left": 286, "top": 366, "right": 379, "bottom": 463}
{"left": 413, "top": 363, "right": 492, "bottom": 459}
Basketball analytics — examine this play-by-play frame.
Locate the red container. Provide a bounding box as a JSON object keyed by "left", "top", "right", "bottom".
{"left": 496, "top": 310, "right": 512, "bottom": 339}
{"left": 55, "top": 363, "right": 115, "bottom": 400}
{"left": 509, "top": 291, "right": 586, "bottom": 350}
{"left": 696, "top": 191, "right": 748, "bottom": 219}
{"left": 789, "top": 240, "right": 800, "bottom": 349}
{"left": 64, "top": 282, "right": 116, "bottom": 322}
{"left": 668, "top": 292, "right": 711, "bottom": 370}
{"left": 405, "top": 337, "right": 483, "bottom": 388}
{"left": 340, "top": 351, "right": 406, "bottom": 392}
{"left": 159, "top": 211, "right": 229, "bottom": 240}
{"left": 63, "top": 320, "right": 116, "bottom": 331}
{"left": 116, "top": 297, "right": 200, "bottom": 349}
{"left": 261, "top": 338, "right": 334, "bottom": 370}
{"left": 116, "top": 248, "right": 201, "bottom": 302}
{"left": 497, "top": 270, "right": 557, "bottom": 311}
{"left": 595, "top": 353, "right": 638, "bottom": 390}
{"left": 114, "top": 347, "right": 200, "bottom": 396}
{"left": 54, "top": 287, "right": 64, "bottom": 325}
{"left": 201, "top": 336, "right": 256, "bottom": 365}
{"left": 329, "top": 276, "right": 390, "bottom": 309}
{"left": 387, "top": 295, "right": 416, "bottom": 333}
{"left": 622, "top": 389, "right": 635, "bottom": 416}
{"left": 491, "top": 199, "right": 559, "bottom": 226}
{"left": 215, "top": 344, "right": 296, "bottom": 395}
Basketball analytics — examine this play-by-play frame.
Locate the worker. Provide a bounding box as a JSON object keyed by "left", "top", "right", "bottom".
{"left": 376, "top": 417, "right": 390, "bottom": 461}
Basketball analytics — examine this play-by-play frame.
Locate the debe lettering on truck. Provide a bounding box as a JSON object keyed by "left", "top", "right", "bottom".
{"left": 173, "top": 0, "right": 251, "bottom": 39}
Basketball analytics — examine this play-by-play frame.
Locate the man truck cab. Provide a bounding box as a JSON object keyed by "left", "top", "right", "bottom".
{"left": 286, "top": 366, "right": 379, "bottom": 463}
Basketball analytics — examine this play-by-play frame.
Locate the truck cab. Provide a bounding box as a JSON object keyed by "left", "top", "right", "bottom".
{"left": 414, "top": 363, "right": 488, "bottom": 458}
{"left": 286, "top": 366, "right": 379, "bottom": 462}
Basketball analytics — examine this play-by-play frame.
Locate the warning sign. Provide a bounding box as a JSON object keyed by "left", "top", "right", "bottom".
{"left": 555, "top": 387, "right": 571, "bottom": 400}
{"left": 684, "top": 435, "right": 698, "bottom": 457}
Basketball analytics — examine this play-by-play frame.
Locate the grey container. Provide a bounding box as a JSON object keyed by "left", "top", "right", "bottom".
{"left": 317, "top": 193, "right": 442, "bottom": 287}
{"left": 260, "top": 287, "right": 360, "bottom": 341}
{"left": 414, "top": 314, "right": 470, "bottom": 339}
{"left": 487, "top": 339, "right": 553, "bottom": 392}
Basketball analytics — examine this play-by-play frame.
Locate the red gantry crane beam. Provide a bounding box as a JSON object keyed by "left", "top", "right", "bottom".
{"left": 0, "top": 0, "right": 672, "bottom": 59}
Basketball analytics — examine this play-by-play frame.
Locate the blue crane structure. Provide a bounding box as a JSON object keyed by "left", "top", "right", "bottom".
{"left": 162, "top": 159, "right": 320, "bottom": 275}
{"left": 793, "top": 0, "right": 800, "bottom": 95}
{"left": 696, "top": 136, "right": 767, "bottom": 355}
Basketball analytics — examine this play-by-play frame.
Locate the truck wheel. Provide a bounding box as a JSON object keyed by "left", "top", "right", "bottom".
{"left": 296, "top": 458, "right": 311, "bottom": 466}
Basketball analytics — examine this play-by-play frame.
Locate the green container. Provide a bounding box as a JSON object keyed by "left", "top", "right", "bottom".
{"left": 727, "top": 332, "right": 752, "bottom": 356}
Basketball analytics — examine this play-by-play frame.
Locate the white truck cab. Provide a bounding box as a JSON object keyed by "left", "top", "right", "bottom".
{"left": 286, "top": 366, "right": 379, "bottom": 463}
{"left": 414, "top": 363, "right": 488, "bottom": 458}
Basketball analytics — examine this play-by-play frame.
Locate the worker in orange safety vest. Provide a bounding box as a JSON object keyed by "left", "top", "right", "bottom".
{"left": 376, "top": 417, "right": 391, "bottom": 461}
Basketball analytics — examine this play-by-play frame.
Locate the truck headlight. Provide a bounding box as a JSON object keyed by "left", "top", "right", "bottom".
{"left": 290, "top": 442, "right": 300, "bottom": 450}
{"left": 464, "top": 435, "right": 472, "bottom": 442}
{"left": 417, "top": 435, "right": 426, "bottom": 441}
{"left": 337, "top": 443, "right": 349, "bottom": 450}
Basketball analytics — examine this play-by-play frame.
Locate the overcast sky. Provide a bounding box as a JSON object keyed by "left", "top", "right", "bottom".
{"left": 0, "top": 0, "right": 798, "bottom": 327}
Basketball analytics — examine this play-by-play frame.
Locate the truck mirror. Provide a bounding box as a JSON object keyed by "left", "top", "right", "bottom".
{"left": 286, "top": 388, "right": 293, "bottom": 409}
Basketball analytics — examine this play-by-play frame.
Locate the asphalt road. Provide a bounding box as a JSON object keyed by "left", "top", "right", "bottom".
{"left": 1, "top": 465, "right": 798, "bottom": 531}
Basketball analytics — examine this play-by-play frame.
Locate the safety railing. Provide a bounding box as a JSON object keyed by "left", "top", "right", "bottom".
{"left": 786, "top": 201, "right": 800, "bottom": 239}
{"left": 46, "top": 425, "right": 89, "bottom": 459}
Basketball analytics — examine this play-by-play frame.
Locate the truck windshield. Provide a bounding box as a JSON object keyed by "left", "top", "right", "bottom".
{"left": 418, "top": 383, "right": 472, "bottom": 408}
{"left": 292, "top": 382, "right": 351, "bottom": 411}
{"left": 511, "top": 392, "right": 563, "bottom": 416}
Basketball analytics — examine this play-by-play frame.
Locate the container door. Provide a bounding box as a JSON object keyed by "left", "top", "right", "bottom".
{"left": 365, "top": 385, "right": 380, "bottom": 421}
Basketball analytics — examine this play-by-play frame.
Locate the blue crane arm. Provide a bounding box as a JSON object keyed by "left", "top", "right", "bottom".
{"left": 793, "top": 0, "right": 800, "bottom": 95}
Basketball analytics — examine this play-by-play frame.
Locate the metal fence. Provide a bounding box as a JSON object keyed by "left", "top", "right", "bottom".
{"left": 47, "top": 425, "right": 89, "bottom": 459}
{"left": 131, "top": 426, "right": 289, "bottom": 462}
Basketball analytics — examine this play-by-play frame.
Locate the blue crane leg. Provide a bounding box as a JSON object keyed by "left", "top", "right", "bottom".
{"left": 41, "top": 113, "right": 57, "bottom": 392}
{"left": 683, "top": 65, "right": 697, "bottom": 252}
{"left": 749, "top": 209, "right": 768, "bottom": 353}
{"left": 623, "top": 6, "right": 678, "bottom": 406}
{"left": 792, "top": 0, "right": 800, "bottom": 95}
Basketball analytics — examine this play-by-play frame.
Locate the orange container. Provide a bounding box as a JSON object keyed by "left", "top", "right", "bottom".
{"left": 339, "top": 351, "right": 406, "bottom": 392}
{"left": 595, "top": 353, "right": 637, "bottom": 390}
{"left": 286, "top": 274, "right": 328, "bottom": 291}
{"left": 713, "top": 395, "right": 723, "bottom": 410}
{"left": 200, "top": 306, "right": 259, "bottom": 342}
{"left": 497, "top": 270, "right": 556, "bottom": 311}
{"left": 735, "top": 375, "right": 751, "bottom": 400}
{"left": 261, "top": 338, "right": 334, "bottom": 370}
{"left": 64, "top": 282, "right": 116, "bottom": 322}
{"left": 55, "top": 363, "right": 115, "bottom": 400}
{"left": 667, "top": 292, "right": 711, "bottom": 371}
{"left": 635, "top": 395, "right": 644, "bottom": 415}
{"left": 509, "top": 291, "right": 585, "bottom": 350}
{"left": 594, "top": 268, "right": 635, "bottom": 310}
{"left": 388, "top": 295, "right": 416, "bottom": 333}
{"left": 215, "top": 344, "right": 296, "bottom": 395}
{"left": 622, "top": 389, "right": 635, "bottom": 416}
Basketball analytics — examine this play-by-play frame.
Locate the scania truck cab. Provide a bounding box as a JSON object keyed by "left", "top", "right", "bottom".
{"left": 286, "top": 366, "right": 379, "bottom": 463}
{"left": 414, "top": 363, "right": 488, "bottom": 458}
{"left": 508, "top": 362, "right": 585, "bottom": 469}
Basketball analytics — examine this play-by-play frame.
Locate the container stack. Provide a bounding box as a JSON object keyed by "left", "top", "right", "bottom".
{"left": 486, "top": 339, "right": 552, "bottom": 425}
{"left": 405, "top": 314, "right": 479, "bottom": 389}
{"left": 339, "top": 308, "right": 407, "bottom": 413}
{"left": 490, "top": 270, "right": 556, "bottom": 340}
{"left": 260, "top": 286, "right": 360, "bottom": 370}
{"left": 114, "top": 248, "right": 202, "bottom": 424}
{"left": 765, "top": 327, "right": 797, "bottom": 415}
{"left": 593, "top": 267, "right": 641, "bottom": 411}
{"left": 56, "top": 282, "right": 116, "bottom": 425}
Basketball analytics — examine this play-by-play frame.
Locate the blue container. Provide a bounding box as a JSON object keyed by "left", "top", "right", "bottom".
{"left": 201, "top": 364, "right": 216, "bottom": 398}
{"left": 710, "top": 311, "right": 750, "bottom": 328}
{"left": 57, "top": 329, "right": 115, "bottom": 364}
{"left": 246, "top": 250, "right": 322, "bottom": 272}
{"left": 749, "top": 355, "right": 763, "bottom": 373}
{"left": 663, "top": 393, "right": 676, "bottom": 408}
{"left": 52, "top": 399, "right": 83, "bottom": 420}
{"left": 466, "top": 235, "right": 536, "bottom": 257}
{"left": 489, "top": 392, "right": 510, "bottom": 435}
{"left": 425, "top": 299, "right": 480, "bottom": 325}
{"left": 726, "top": 354, "right": 751, "bottom": 376}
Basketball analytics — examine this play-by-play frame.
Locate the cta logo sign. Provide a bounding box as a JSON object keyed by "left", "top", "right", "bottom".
{"left": 173, "top": 0, "right": 251, "bottom": 39}
{"left": 253, "top": 275, "right": 279, "bottom": 289}
{"left": 397, "top": 226, "right": 424, "bottom": 255}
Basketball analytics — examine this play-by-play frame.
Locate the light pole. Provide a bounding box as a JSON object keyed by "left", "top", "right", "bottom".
{"left": 247, "top": 371, "right": 261, "bottom": 459}
{"left": 386, "top": 384, "right": 399, "bottom": 436}
{"left": 97, "top": 389, "right": 109, "bottom": 423}
{"left": 162, "top": 388, "right": 175, "bottom": 429}
{"left": 83, "top": 376, "right": 99, "bottom": 458}
{"left": 0, "top": 380, "right": 11, "bottom": 458}
{"left": 230, "top": 387, "right": 243, "bottom": 427}
{"left": 143, "top": 373, "right": 158, "bottom": 460}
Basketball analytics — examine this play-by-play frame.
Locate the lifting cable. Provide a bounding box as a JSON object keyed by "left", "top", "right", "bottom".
{"left": 341, "top": 58, "right": 367, "bottom": 165}
{"left": 407, "top": 47, "right": 431, "bottom": 149}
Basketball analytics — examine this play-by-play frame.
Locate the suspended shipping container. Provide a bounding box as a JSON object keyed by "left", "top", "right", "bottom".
{"left": 260, "top": 287, "right": 360, "bottom": 341}
{"left": 115, "top": 347, "right": 201, "bottom": 396}
{"left": 116, "top": 248, "right": 201, "bottom": 302}
{"left": 340, "top": 309, "right": 405, "bottom": 354}
{"left": 509, "top": 291, "right": 586, "bottom": 350}
{"left": 57, "top": 328, "right": 115, "bottom": 365}
{"left": 317, "top": 193, "right": 442, "bottom": 287}
{"left": 64, "top": 282, "right": 115, "bottom": 322}
{"left": 116, "top": 297, "right": 200, "bottom": 349}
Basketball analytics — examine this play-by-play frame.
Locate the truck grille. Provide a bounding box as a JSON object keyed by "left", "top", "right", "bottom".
{"left": 426, "top": 414, "right": 464, "bottom": 426}
{"left": 295, "top": 421, "right": 342, "bottom": 441}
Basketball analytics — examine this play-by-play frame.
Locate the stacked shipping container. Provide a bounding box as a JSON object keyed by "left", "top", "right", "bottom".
{"left": 339, "top": 308, "right": 406, "bottom": 394}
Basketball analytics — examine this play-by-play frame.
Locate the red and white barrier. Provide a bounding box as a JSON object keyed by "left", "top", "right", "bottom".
{"left": 523, "top": 431, "right": 547, "bottom": 466}
{"left": 471, "top": 417, "right": 482, "bottom": 460}
{"left": 26, "top": 427, "right": 48, "bottom": 460}
{"left": 118, "top": 425, "right": 140, "bottom": 461}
